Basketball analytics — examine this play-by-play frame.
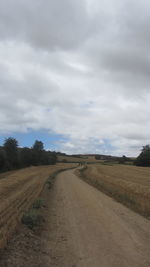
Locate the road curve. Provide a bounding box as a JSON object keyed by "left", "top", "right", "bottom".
{"left": 44, "top": 169, "right": 150, "bottom": 267}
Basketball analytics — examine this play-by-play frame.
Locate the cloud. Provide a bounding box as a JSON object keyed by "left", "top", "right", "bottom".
{"left": 0, "top": 0, "right": 150, "bottom": 156}
{"left": 0, "top": 0, "right": 97, "bottom": 51}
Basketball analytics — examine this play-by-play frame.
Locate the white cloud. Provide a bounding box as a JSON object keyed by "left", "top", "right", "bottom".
{"left": 0, "top": 0, "right": 150, "bottom": 156}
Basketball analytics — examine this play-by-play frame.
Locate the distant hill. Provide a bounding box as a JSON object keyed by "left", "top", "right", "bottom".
{"left": 56, "top": 152, "right": 134, "bottom": 164}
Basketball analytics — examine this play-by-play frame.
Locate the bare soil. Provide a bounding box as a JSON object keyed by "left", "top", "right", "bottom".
{"left": 1, "top": 169, "right": 150, "bottom": 267}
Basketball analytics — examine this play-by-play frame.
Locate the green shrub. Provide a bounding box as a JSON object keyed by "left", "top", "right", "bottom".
{"left": 22, "top": 210, "right": 43, "bottom": 229}
{"left": 46, "top": 177, "right": 53, "bottom": 189}
{"left": 32, "top": 198, "right": 44, "bottom": 209}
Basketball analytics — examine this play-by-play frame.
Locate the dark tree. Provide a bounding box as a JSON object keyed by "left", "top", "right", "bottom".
{"left": 0, "top": 149, "right": 7, "bottom": 171}
{"left": 118, "top": 155, "right": 128, "bottom": 164}
{"left": 95, "top": 155, "right": 101, "bottom": 160}
{"left": 32, "top": 140, "right": 44, "bottom": 151}
{"left": 32, "top": 140, "right": 44, "bottom": 165}
{"left": 47, "top": 151, "right": 57, "bottom": 165}
{"left": 134, "top": 145, "right": 150, "bottom": 166}
{"left": 20, "top": 147, "right": 33, "bottom": 167}
{"left": 3, "top": 137, "right": 19, "bottom": 169}
{"left": 0, "top": 137, "right": 58, "bottom": 173}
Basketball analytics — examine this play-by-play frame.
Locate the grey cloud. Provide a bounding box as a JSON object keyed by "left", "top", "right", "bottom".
{"left": 83, "top": 0, "right": 150, "bottom": 92}
{"left": 100, "top": 48, "right": 150, "bottom": 77}
{"left": 119, "top": 0, "right": 150, "bottom": 49}
{"left": 0, "top": 0, "right": 96, "bottom": 50}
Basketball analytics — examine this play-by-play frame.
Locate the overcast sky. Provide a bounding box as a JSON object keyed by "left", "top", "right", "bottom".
{"left": 0, "top": 0, "right": 150, "bottom": 156}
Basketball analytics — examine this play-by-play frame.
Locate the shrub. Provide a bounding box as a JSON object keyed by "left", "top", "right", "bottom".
{"left": 22, "top": 210, "right": 43, "bottom": 229}
{"left": 32, "top": 198, "right": 44, "bottom": 209}
{"left": 46, "top": 179, "right": 53, "bottom": 189}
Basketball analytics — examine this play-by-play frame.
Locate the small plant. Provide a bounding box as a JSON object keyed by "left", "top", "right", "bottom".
{"left": 46, "top": 177, "right": 53, "bottom": 189}
{"left": 22, "top": 210, "right": 43, "bottom": 229}
{"left": 32, "top": 198, "right": 44, "bottom": 209}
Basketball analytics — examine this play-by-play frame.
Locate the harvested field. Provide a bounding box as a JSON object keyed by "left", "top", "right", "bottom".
{"left": 79, "top": 164, "right": 150, "bottom": 217}
{"left": 0, "top": 163, "right": 76, "bottom": 249}
{"left": 58, "top": 155, "right": 102, "bottom": 163}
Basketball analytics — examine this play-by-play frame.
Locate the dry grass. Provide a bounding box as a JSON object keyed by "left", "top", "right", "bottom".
{"left": 58, "top": 155, "right": 102, "bottom": 163}
{"left": 0, "top": 163, "right": 76, "bottom": 249}
{"left": 80, "top": 164, "right": 150, "bottom": 217}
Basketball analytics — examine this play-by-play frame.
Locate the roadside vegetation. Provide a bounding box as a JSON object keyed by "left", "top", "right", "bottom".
{"left": 22, "top": 209, "right": 44, "bottom": 230}
{"left": 22, "top": 198, "right": 45, "bottom": 229}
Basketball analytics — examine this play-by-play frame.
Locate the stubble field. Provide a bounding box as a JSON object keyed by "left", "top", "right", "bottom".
{"left": 80, "top": 164, "right": 150, "bottom": 217}
{"left": 0, "top": 163, "right": 76, "bottom": 249}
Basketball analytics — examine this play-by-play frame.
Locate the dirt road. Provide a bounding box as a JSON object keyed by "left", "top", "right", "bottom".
{"left": 42, "top": 169, "right": 150, "bottom": 267}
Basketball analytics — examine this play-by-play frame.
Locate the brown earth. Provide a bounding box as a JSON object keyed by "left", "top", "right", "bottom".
{"left": 1, "top": 168, "right": 150, "bottom": 267}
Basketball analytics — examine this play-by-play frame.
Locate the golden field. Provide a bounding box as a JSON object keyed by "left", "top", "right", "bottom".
{"left": 58, "top": 155, "right": 99, "bottom": 163}
{"left": 80, "top": 164, "right": 150, "bottom": 217}
{"left": 0, "top": 163, "right": 76, "bottom": 249}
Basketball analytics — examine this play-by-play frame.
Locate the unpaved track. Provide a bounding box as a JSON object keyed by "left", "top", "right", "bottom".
{"left": 43, "top": 169, "right": 150, "bottom": 267}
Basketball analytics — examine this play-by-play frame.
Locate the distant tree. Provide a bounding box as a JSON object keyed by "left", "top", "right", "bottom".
{"left": 0, "top": 137, "right": 58, "bottom": 173}
{"left": 0, "top": 149, "right": 7, "bottom": 171}
{"left": 95, "top": 155, "right": 101, "bottom": 160}
{"left": 118, "top": 155, "right": 128, "bottom": 164}
{"left": 134, "top": 145, "right": 150, "bottom": 166}
{"left": 47, "top": 151, "right": 57, "bottom": 165}
{"left": 32, "top": 140, "right": 44, "bottom": 165}
{"left": 20, "top": 147, "right": 33, "bottom": 167}
{"left": 3, "top": 137, "right": 19, "bottom": 169}
{"left": 32, "top": 140, "right": 44, "bottom": 151}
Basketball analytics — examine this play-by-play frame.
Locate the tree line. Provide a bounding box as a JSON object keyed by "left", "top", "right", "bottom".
{"left": 0, "top": 137, "right": 57, "bottom": 172}
{"left": 95, "top": 145, "right": 150, "bottom": 167}
{"left": 95, "top": 154, "right": 132, "bottom": 164}
{"left": 134, "top": 145, "right": 150, "bottom": 167}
